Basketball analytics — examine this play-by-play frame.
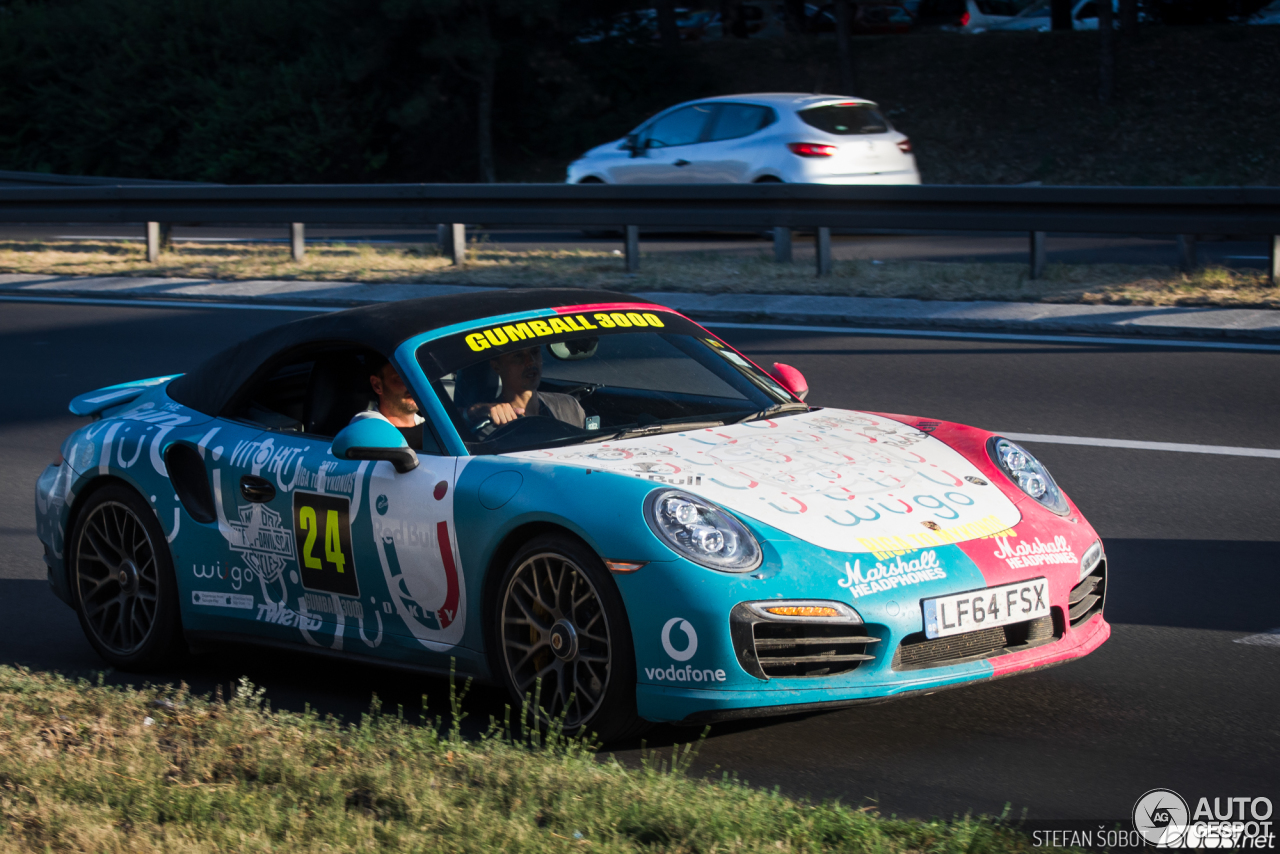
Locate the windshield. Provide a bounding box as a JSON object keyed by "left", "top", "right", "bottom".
{"left": 416, "top": 309, "right": 800, "bottom": 455}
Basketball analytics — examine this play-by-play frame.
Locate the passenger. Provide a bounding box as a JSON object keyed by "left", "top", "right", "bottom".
{"left": 350, "top": 355, "right": 426, "bottom": 449}
{"left": 467, "top": 345, "right": 585, "bottom": 430}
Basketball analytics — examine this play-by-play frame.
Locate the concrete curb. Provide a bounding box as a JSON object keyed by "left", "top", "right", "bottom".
{"left": 2, "top": 273, "right": 1279, "bottom": 342}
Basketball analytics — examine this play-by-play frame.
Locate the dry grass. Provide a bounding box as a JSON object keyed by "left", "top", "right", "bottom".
{"left": 1, "top": 239, "right": 1277, "bottom": 308}
{"left": 0, "top": 666, "right": 1060, "bottom": 854}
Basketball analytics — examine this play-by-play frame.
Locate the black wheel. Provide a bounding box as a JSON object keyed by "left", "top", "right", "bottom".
{"left": 494, "top": 533, "right": 649, "bottom": 742}
{"left": 68, "top": 484, "right": 184, "bottom": 669}
{"left": 753, "top": 175, "right": 783, "bottom": 183}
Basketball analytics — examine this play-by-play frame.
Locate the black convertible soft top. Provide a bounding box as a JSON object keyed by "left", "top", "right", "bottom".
{"left": 166, "top": 288, "right": 651, "bottom": 416}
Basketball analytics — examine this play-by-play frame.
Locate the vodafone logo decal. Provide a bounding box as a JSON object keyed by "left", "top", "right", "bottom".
{"left": 661, "top": 617, "right": 698, "bottom": 662}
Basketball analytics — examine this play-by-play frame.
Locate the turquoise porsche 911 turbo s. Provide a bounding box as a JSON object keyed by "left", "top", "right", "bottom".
{"left": 35, "top": 289, "right": 1108, "bottom": 740}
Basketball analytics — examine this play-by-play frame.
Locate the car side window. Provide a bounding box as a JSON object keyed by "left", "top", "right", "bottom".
{"left": 226, "top": 345, "right": 445, "bottom": 453}
{"left": 707, "top": 104, "right": 775, "bottom": 142}
{"left": 645, "top": 104, "right": 715, "bottom": 149}
{"left": 236, "top": 359, "right": 313, "bottom": 432}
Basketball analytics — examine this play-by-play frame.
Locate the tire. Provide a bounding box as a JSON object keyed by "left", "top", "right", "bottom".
{"left": 753, "top": 175, "right": 783, "bottom": 183}
{"left": 68, "top": 484, "right": 184, "bottom": 670}
{"left": 493, "top": 533, "right": 650, "bottom": 742}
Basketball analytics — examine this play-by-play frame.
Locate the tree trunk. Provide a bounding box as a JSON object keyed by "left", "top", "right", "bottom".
{"left": 1050, "top": 0, "right": 1073, "bottom": 29}
{"left": 656, "top": 0, "right": 680, "bottom": 46}
{"left": 477, "top": 56, "right": 497, "bottom": 183}
{"left": 834, "top": 0, "right": 856, "bottom": 96}
{"left": 1098, "top": 0, "right": 1115, "bottom": 105}
{"left": 1119, "top": 0, "right": 1139, "bottom": 41}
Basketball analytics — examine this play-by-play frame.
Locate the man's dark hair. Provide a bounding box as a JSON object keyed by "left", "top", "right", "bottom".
{"left": 366, "top": 352, "right": 390, "bottom": 377}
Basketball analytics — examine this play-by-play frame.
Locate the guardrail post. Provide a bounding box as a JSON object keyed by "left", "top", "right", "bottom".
{"left": 624, "top": 225, "right": 640, "bottom": 273}
{"left": 815, "top": 227, "right": 832, "bottom": 276}
{"left": 1029, "top": 231, "right": 1047, "bottom": 279}
{"left": 1271, "top": 235, "right": 1279, "bottom": 286}
{"left": 438, "top": 223, "right": 466, "bottom": 265}
{"left": 145, "top": 222, "right": 171, "bottom": 263}
{"left": 773, "top": 227, "right": 792, "bottom": 263}
{"left": 290, "top": 223, "right": 305, "bottom": 262}
{"left": 1177, "top": 234, "right": 1197, "bottom": 272}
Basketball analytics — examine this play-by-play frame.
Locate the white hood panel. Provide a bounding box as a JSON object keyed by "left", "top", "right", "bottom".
{"left": 509, "top": 410, "right": 1020, "bottom": 554}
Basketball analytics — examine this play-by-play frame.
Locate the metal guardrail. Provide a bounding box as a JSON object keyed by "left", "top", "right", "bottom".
{"left": 0, "top": 183, "right": 1277, "bottom": 281}
{"left": 0, "top": 168, "right": 215, "bottom": 189}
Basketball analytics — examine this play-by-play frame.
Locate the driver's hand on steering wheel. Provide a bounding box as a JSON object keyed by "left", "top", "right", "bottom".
{"left": 468, "top": 401, "right": 524, "bottom": 426}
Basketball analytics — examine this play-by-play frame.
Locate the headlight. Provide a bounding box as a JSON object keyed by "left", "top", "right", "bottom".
{"left": 988, "top": 437, "right": 1069, "bottom": 515}
{"left": 644, "top": 489, "right": 762, "bottom": 572}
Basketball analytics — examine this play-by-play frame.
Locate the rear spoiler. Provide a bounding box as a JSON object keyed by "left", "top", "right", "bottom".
{"left": 69, "top": 375, "right": 181, "bottom": 418}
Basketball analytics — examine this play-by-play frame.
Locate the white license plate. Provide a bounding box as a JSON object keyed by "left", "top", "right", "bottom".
{"left": 922, "top": 578, "right": 1049, "bottom": 639}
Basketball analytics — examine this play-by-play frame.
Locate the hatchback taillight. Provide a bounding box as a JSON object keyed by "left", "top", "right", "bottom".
{"left": 897, "top": 139, "right": 912, "bottom": 154}
{"left": 960, "top": 10, "right": 970, "bottom": 25}
{"left": 787, "top": 142, "right": 837, "bottom": 158}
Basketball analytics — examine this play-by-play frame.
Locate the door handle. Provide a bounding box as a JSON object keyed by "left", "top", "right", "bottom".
{"left": 239, "top": 475, "right": 276, "bottom": 503}
{"left": 673, "top": 159, "right": 691, "bottom": 167}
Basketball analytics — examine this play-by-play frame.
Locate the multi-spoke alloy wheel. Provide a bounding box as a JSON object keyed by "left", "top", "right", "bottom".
{"left": 70, "top": 486, "right": 181, "bottom": 668}
{"left": 495, "top": 534, "right": 647, "bottom": 741}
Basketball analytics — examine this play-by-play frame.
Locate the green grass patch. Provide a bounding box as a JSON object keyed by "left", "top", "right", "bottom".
{"left": 1, "top": 239, "right": 1277, "bottom": 309}
{"left": 0, "top": 665, "right": 1061, "bottom": 853}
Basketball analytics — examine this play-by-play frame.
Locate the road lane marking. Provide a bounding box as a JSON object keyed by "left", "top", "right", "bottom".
{"left": 1002, "top": 432, "right": 1280, "bottom": 459}
{"left": 704, "top": 322, "right": 1280, "bottom": 352}
{"left": 1235, "top": 630, "right": 1280, "bottom": 647}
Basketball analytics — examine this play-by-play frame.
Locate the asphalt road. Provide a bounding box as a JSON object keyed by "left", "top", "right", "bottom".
{"left": 2, "top": 222, "right": 1276, "bottom": 270}
{"left": 2, "top": 300, "right": 1277, "bottom": 825}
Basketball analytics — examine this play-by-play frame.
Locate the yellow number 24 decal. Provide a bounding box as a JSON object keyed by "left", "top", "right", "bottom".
{"left": 298, "top": 506, "right": 345, "bottom": 573}
{"left": 292, "top": 491, "right": 359, "bottom": 598}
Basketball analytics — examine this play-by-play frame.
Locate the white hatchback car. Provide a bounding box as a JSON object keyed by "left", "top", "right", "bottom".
{"left": 565, "top": 93, "right": 920, "bottom": 185}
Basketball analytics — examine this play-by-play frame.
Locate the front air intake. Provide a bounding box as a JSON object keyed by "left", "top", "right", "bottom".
{"left": 730, "top": 601, "right": 880, "bottom": 680}
{"left": 1068, "top": 558, "right": 1107, "bottom": 628}
{"left": 892, "top": 613, "right": 1059, "bottom": 671}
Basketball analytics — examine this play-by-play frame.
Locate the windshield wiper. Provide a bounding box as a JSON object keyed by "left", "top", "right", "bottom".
{"left": 732, "top": 401, "right": 811, "bottom": 424}
{"left": 582, "top": 419, "right": 724, "bottom": 444}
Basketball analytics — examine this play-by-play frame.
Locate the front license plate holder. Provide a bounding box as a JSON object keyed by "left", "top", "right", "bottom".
{"left": 922, "top": 578, "right": 1049, "bottom": 639}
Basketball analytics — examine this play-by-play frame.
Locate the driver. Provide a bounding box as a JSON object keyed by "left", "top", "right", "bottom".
{"left": 467, "top": 345, "right": 585, "bottom": 430}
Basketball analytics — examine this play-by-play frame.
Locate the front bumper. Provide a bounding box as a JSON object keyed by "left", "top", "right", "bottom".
{"left": 638, "top": 608, "right": 1110, "bottom": 724}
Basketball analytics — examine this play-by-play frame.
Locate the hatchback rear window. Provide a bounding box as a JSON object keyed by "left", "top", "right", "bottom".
{"left": 797, "top": 104, "right": 890, "bottom": 135}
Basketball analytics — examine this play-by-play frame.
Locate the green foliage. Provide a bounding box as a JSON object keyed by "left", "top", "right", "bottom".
{"left": 0, "top": 0, "right": 392, "bottom": 181}
{"left": 0, "top": 665, "right": 1061, "bottom": 853}
{"left": 0, "top": 0, "right": 725, "bottom": 183}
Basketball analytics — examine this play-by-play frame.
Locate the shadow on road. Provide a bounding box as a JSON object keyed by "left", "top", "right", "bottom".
{"left": 2, "top": 536, "right": 1273, "bottom": 751}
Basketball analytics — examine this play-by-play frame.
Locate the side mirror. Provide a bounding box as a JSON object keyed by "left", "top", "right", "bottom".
{"left": 771, "top": 363, "right": 809, "bottom": 401}
{"left": 625, "top": 134, "right": 644, "bottom": 158}
{"left": 332, "top": 417, "right": 419, "bottom": 474}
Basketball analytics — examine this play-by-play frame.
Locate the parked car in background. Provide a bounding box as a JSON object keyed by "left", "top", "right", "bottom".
{"left": 1248, "top": 0, "right": 1280, "bottom": 22}
{"left": 703, "top": 1, "right": 786, "bottom": 38}
{"left": 984, "top": 0, "right": 1121, "bottom": 31}
{"left": 804, "top": 2, "right": 917, "bottom": 34}
{"left": 915, "top": 0, "right": 1031, "bottom": 27}
{"left": 577, "top": 7, "right": 717, "bottom": 43}
{"left": 566, "top": 93, "right": 920, "bottom": 185}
